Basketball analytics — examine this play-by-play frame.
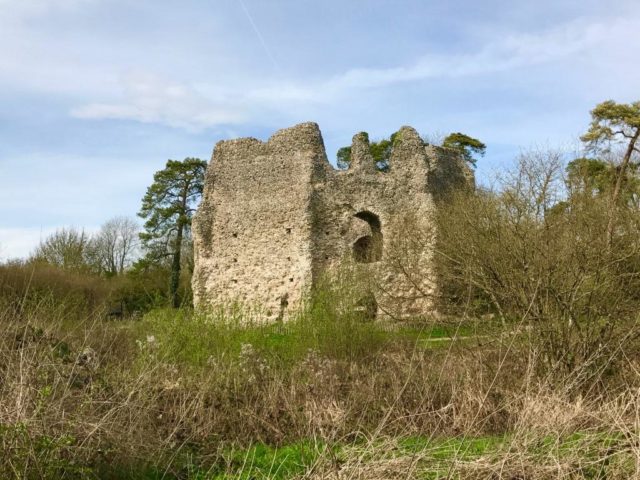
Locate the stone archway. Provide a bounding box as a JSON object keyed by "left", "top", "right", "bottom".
{"left": 352, "top": 211, "right": 382, "bottom": 263}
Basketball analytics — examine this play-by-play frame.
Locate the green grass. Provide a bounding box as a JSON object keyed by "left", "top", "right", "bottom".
{"left": 93, "top": 441, "right": 325, "bottom": 480}
{"left": 404, "top": 432, "right": 631, "bottom": 479}
{"left": 207, "top": 442, "right": 323, "bottom": 480}
{"left": 138, "top": 431, "right": 627, "bottom": 479}
{"left": 134, "top": 307, "right": 391, "bottom": 368}
{"left": 131, "top": 308, "right": 501, "bottom": 370}
{"left": 101, "top": 436, "right": 503, "bottom": 479}
{"left": 398, "top": 434, "right": 505, "bottom": 459}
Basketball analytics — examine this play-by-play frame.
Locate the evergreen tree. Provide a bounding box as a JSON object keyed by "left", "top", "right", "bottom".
{"left": 442, "top": 132, "right": 486, "bottom": 167}
{"left": 336, "top": 131, "right": 399, "bottom": 172}
{"left": 138, "top": 158, "right": 207, "bottom": 308}
{"left": 581, "top": 100, "right": 640, "bottom": 247}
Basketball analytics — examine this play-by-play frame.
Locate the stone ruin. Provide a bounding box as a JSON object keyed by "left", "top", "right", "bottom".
{"left": 192, "top": 122, "right": 471, "bottom": 320}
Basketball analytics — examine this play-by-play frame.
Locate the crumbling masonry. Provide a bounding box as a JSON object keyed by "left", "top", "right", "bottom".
{"left": 192, "top": 122, "right": 470, "bottom": 320}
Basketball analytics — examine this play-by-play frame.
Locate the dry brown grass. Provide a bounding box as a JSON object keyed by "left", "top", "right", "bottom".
{"left": 0, "top": 290, "right": 638, "bottom": 478}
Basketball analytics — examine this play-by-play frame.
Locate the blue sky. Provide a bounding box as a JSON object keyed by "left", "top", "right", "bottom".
{"left": 1, "top": 0, "right": 639, "bottom": 260}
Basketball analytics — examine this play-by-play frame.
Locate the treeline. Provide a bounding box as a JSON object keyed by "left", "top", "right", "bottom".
{"left": 30, "top": 218, "right": 138, "bottom": 276}
{"left": 431, "top": 100, "right": 640, "bottom": 373}
{"left": 1, "top": 159, "right": 207, "bottom": 316}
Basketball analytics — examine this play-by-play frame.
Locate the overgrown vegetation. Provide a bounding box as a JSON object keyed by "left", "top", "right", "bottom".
{"left": 1, "top": 100, "right": 640, "bottom": 478}
{"left": 336, "top": 131, "right": 399, "bottom": 171}
{"left": 1, "top": 285, "right": 638, "bottom": 478}
{"left": 336, "top": 130, "right": 485, "bottom": 171}
{"left": 434, "top": 147, "right": 640, "bottom": 375}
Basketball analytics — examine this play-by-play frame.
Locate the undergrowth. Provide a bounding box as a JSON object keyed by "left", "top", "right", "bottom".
{"left": 0, "top": 284, "right": 638, "bottom": 478}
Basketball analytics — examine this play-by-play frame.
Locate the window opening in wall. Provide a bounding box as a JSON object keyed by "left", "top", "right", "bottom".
{"left": 352, "top": 211, "right": 383, "bottom": 263}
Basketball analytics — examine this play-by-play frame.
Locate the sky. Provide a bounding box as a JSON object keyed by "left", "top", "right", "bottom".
{"left": 1, "top": 0, "right": 639, "bottom": 260}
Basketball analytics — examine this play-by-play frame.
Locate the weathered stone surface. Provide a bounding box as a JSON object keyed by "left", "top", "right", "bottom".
{"left": 192, "top": 122, "right": 470, "bottom": 320}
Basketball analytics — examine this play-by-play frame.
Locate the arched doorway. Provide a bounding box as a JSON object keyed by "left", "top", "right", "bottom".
{"left": 352, "top": 211, "right": 382, "bottom": 263}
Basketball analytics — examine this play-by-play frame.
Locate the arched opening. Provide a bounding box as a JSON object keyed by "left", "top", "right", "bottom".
{"left": 354, "top": 211, "right": 381, "bottom": 230}
{"left": 352, "top": 211, "right": 383, "bottom": 263}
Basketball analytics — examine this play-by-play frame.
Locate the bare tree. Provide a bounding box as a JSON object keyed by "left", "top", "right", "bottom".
{"left": 434, "top": 148, "right": 640, "bottom": 372}
{"left": 88, "top": 217, "right": 139, "bottom": 276}
{"left": 31, "top": 227, "right": 91, "bottom": 271}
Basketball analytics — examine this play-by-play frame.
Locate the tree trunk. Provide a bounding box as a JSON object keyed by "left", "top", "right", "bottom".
{"left": 170, "top": 222, "right": 183, "bottom": 308}
{"left": 606, "top": 129, "right": 639, "bottom": 250}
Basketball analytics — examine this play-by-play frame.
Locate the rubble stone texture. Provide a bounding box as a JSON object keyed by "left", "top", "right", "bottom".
{"left": 192, "top": 122, "right": 470, "bottom": 320}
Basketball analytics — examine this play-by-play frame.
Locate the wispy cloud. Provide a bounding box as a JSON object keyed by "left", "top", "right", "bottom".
{"left": 71, "top": 72, "right": 245, "bottom": 131}
{"left": 3, "top": 0, "right": 640, "bottom": 260}
{"left": 326, "top": 16, "right": 613, "bottom": 90}
{"left": 69, "top": 14, "right": 639, "bottom": 131}
{"left": 0, "top": 0, "right": 118, "bottom": 96}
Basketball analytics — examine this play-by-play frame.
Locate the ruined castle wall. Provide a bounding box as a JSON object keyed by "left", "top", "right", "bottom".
{"left": 192, "top": 123, "right": 327, "bottom": 319}
{"left": 193, "top": 122, "right": 471, "bottom": 321}
{"left": 311, "top": 127, "right": 437, "bottom": 318}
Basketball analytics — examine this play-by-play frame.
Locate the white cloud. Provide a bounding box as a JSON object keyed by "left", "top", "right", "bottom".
{"left": 2, "top": 0, "right": 637, "bottom": 131}
{"left": 67, "top": 14, "right": 640, "bottom": 131}
{"left": 0, "top": 0, "right": 119, "bottom": 97}
{"left": 323, "top": 15, "right": 631, "bottom": 90}
{"left": 71, "top": 72, "right": 245, "bottom": 131}
{"left": 3, "top": 1, "right": 640, "bottom": 257}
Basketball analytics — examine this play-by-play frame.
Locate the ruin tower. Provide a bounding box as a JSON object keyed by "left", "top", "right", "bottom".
{"left": 192, "top": 122, "right": 470, "bottom": 320}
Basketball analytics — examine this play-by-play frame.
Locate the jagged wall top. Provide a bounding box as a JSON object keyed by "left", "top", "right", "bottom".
{"left": 193, "top": 122, "right": 472, "bottom": 319}
{"left": 209, "top": 122, "right": 445, "bottom": 178}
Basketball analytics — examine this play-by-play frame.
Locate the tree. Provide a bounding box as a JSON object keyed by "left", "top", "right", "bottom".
{"left": 566, "top": 157, "right": 611, "bottom": 197}
{"left": 442, "top": 132, "right": 486, "bottom": 167}
{"left": 138, "top": 158, "right": 207, "bottom": 308}
{"left": 88, "top": 217, "right": 139, "bottom": 276}
{"left": 336, "top": 146, "right": 353, "bottom": 170}
{"left": 435, "top": 149, "right": 640, "bottom": 373}
{"left": 337, "top": 132, "right": 398, "bottom": 172}
{"left": 565, "top": 156, "right": 640, "bottom": 202}
{"left": 581, "top": 100, "right": 640, "bottom": 247}
{"left": 31, "top": 227, "right": 91, "bottom": 271}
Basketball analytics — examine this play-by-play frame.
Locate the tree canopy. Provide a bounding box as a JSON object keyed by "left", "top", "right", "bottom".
{"left": 580, "top": 100, "right": 640, "bottom": 247}
{"left": 337, "top": 131, "right": 399, "bottom": 172}
{"left": 581, "top": 100, "right": 640, "bottom": 148}
{"left": 88, "top": 216, "right": 139, "bottom": 276}
{"left": 31, "top": 227, "right": 91, "bottom": 272}
{"left": 138, "top": 157, "right": 207, "bottom": 307}
{"left": 566, "top": 157, "right": 612, "bottom": 196}
{"left": 442, "top": 132, "right": 486, "bottom": 167}
{"left": 337, "top": 130, "right": 485, "bottom": 170}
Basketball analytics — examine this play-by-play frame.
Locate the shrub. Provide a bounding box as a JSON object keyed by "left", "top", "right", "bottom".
{"left": 0, "top": 261, "right": 110, "bottom": 318}
{"left": 435, "top": 149, "right": 640, "bottom": 377}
